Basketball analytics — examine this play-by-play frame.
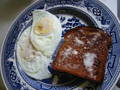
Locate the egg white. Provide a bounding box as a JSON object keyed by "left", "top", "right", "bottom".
{"left": 17, "top": 26, "right": 52, "bottom": 80}
{"left": 30, "top": 10, "right": 62, "bottom": 57}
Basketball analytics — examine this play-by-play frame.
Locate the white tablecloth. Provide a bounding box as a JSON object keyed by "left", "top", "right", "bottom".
{"left": 100, "top": 0, "right": 117, "bottom": 17}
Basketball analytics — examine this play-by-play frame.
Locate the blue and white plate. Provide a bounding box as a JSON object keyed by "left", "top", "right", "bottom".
{"left": 1, "top": 0, "right": 120, "bottom": 90}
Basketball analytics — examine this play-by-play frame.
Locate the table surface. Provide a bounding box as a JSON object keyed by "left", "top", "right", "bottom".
{"left": 0, "top": 0, "right": 119, "bottom": 90}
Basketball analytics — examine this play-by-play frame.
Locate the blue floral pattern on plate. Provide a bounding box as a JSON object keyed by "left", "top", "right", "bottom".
{"left": 1, "top": 0, "right": 120, "bottom": 90}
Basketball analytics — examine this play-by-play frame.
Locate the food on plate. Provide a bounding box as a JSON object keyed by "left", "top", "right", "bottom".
{"left": 30, "top": 10, "right": 62, "bottom": 57}
{"left": 16, "top": 10, "right": 62, "bottom": 80}
{"left": 17, "top": 27, "right": 52, "bottom": 80}
{"left": 52, "top": 27, "right": 112, "bottom": 83}
{"left": 17, "top": 9, "right": 111, "bottom": 83}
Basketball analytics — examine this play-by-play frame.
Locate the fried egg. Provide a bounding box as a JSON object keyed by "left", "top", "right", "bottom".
{"left": 17, "top": 27, "right": 52, "bottom": 80}
{"left": 30, "top": 10, "right": 62, "bottom": 57}
{"left": 17, "top": 10, "right": 62, "bottom": 80}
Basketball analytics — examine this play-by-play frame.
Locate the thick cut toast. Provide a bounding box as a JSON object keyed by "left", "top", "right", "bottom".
{"left": 52, "top": 27, "right": 112, "bottom": 83}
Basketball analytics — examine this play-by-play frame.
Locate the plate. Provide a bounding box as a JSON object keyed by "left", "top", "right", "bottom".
{"left": 1, "top": 0, "right": 120, "bottom": 90}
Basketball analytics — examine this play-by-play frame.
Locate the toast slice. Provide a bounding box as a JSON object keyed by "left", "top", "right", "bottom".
{"left": 52, "top": 27, "right": 112, "bottom": 83}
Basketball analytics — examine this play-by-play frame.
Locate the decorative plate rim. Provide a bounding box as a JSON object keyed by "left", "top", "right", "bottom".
{"left": 0, "top": 0, "right": 120, "bottom": 90}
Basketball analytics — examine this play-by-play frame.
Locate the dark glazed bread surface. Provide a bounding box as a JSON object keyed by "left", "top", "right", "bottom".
{"left": 52, "top": 27, "right": 112, "bottom": 83}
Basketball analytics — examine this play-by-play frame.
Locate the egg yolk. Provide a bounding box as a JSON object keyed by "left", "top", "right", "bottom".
{"left": 34, "top": 17, "right": 53, "bottom": 35}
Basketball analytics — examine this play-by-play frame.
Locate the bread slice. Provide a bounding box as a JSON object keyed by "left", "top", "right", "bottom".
{"left": 52, "top": 27, "right": 112, "bottom": 83}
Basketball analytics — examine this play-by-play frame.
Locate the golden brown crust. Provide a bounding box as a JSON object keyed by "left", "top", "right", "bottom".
{"left": 52, "top": 26, "right": 112, "bottom": 83}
